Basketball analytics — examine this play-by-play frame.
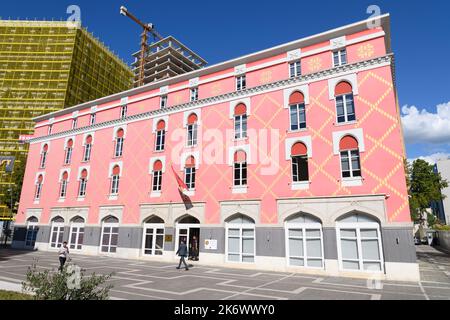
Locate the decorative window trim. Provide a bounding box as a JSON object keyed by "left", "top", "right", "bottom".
{"left": 229, "top": 97, "right": 251, "bottom": 119}
{"left": 58, "top": 168, "right": 71, "bottom": 182}
{"left": 149, "top": 156, "right": 166, "bottom": 174}
{"left": 232, "top": 185, "right": 248, "bottom": 194}
{"left": 332, "top": 128, "right": 365, "bottom": 155}
{"left": 40, "top": 142, "right": 50, "bottom": 153}
{"left": 64, "top": 136, "right": 76, "bottom": 149}
{"left": 189, "top": 77, "right": 199, "bottom": 88}
{"left": 291, "top": 181, "right": 310, "bottom": 191}
{"left": 34, "top": 172, "right": 45, "bottom": 184}
{"left": 72, "top": 111, "right": 79, "bottom": 119}
{"left": 159, "top": 86, "right": 169, "bottom": 95}
{"left": 285, "top": 136, "right": 312, "bottom": 160}
{"left": 330, "top": 36, "right": 346, "bottom": 50}
{"left": 82, "top": 132, "right": 95, "bottom": 146}
{"left": 77, "top": 166, "right": 90, "bottom": 181}
{"left": 341, "top": 177, "right": 363, "bottom": 187}
{"left": 152, "top": 115, "right": 169, "bottom": 134}
{"left": 120, "top": 97, "right": 128, "bottom": 105}
{"left": 228, "top": 145, "right": 251, "bottom": 166}
{"left": 108, "top": 161, "right": 123, "bottom": 177}
{"left": 328, "top": 73, "right": 358, "bottom": 100}
{"left": 180, "top": 151, "right": 200, "bottom": 171}
{"left": 283, "top": 84, "right": 310, "bottom": 108}
{"left": 287, "top": 49, "right": 302, "bottom": 62}
{"left": 183, "top": 109, "right": 202, "bottom": 128}
{"left": 112, "top": 125, "right": 127, "bottom": 140}
{"left": 90, "top": 105, "right": 97, "bottom": 114}
{"left": 234, "top": 64, "right": 246, "bottom": 75}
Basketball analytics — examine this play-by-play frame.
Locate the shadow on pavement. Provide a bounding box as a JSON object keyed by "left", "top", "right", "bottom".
{"left": 0, "top": 247, "right": 38, "bottom": 262}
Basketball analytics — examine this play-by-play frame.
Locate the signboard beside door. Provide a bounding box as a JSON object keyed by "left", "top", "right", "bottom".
{"left": 204, "top": 239, "right": 217, "bottom": 250}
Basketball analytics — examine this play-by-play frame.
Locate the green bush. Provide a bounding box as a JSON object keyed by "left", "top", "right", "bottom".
{"left": 22, "top": 260, "right": 114, "bottom": 300}
{"left": 433, "top": 224, "right": 450, "bottom": 231}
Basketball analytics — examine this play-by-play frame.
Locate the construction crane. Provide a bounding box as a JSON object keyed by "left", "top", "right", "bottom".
{"left": 120, "top": 6, "right": 163, "bottom": 87}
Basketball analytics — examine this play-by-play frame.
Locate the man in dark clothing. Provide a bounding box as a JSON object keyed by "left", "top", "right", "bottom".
{"left": 58, "top": 241, "right": 69, "bottom": 272}
{"left": 176, "top": 240, "right": 189, "bottom": 270}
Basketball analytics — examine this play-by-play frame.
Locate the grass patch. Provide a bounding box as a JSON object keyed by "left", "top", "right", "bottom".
{"left": 0, "top": 290, "right": 33, "bottom": 300}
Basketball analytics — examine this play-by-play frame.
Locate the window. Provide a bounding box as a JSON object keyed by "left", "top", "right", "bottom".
{"left": 83, "top": 135, "right": 92, "bottom": 162}
{"left": 291, "top": 142, "right": 309, "bottom": 182}
{"left": 50, "top": 217, "right": 65, "bottom": 248}
{"left": 48, "top": 124, "right": 53, "bottom": 135}
{"left": 184, "top": 156, "right": 196, "bottom": 190}
{"left": 40, "top": 144, "right": 48, "bottom": 168}
{"left": 339, "top": 136, "right": 361, "bottom": 178}
{"left": 60, "top": 171, "right": 69, "bottom": 198}
{"left": 289, "top": 61, "right": 301, "bottom": 78}
{"left": 100, "top": 216, "right": 119, "bottom": 253}
{"left": 190, "top": 87, "right": 198, "bottom": 102}
{"left": 72, "top": 118, "right": 77, "bottom": 129}
{"left": 285, "top": 214, "right": 323, "bottom": 268}
{"left": 69, "top": 217, "right": 85, "bottom": 250}
{"left": 114, "top": 129, "right": 124, "bottom": 157}
{"left": 143, "top": 217, "right": 165, "bottom": 256}
{"left": 236, "top": 75, "right": 246, "bottom": 91}
{"left": 289, "top": 92, "right": 306, "bottom": 131}
{"left": 155, "top": 120, "right": 166, "bottom": 151}
{"left": 186, "top": 113, "right": 198, "bottom": 147}
{"left": 226, "top": 215, "right": 255, "bottom": 263}
{"left": 160, "top": 95, "right": 167, "bottom": 109}
{"left": 35, "top": 175, "right": 43, "bottom": 200}
{"left": 337, "top": 214, "right": 383, "bottom": 272}
{"left": 233, "top": 151, "right": 247, "bottom": 186}
{"left": 78, "top": 169, "right": 88, "bottom": 197}
{"left": 120, "top": 105, "right": 127, "bottom": 118}
{"left": 90, "top": 113, "right": 96, "bottom": 125}
{"left": 333, "top": 48, "right": 347, "bottom": 67}
{"left": 64, "top": 139, "right": 73, "bottom": 165}
{"left": 152, "top": 160, "right": 163, "bottom": 192}
{"left": 234, "top": 103, "right": 247, "bottom": 139}
{"left": 110, "top": 165, "right": 120, "bottom": 195}
{"left": 25, "top": 218, "right": 38, "bottom": 248}
{"left": 335, "top": 81, "right": 355, "bottom": 123}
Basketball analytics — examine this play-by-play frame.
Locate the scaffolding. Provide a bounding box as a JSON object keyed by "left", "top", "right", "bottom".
{"left": 0, "top": 20, "right": 134, "bottom": 220}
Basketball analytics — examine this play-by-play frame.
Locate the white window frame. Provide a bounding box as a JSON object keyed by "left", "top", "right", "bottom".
{"left": 336, "top": 93, "right": 356, "bottom": 124}
{"left": 64, "top": 147, "right": 72, "bottom": 165}
{"left": 285, "top": 222, "right": 324, "bottom": 269}
{"left": 289, "top": 103, "right": 306, "bottom": 131}
{"left": 291, "top": 154, "right": 309, "bottom": 183}
{"left": 141, "top": 223, "right": 165, "bottom": 256}
{"left": 40, "top": 150, "right": 47, "bottom": 168}
{"left": 25, "top": 222, "right": 38, "bottom": 248}
{"left": 120, "top": 105, "right": 127, "bottom": 118}
{"left": 233, "top": 161, "right": 247, "bottom": 187}
{"left": 83, "top": 143, "right": 92, "bottom": 162}
{"left": 49, "top": 222, "right": 65, "bottom": 249}
{"left": 340, "top": 149, "right": 362, "bottom": 179}
{"left": 59, "top": 179, "right": 68, "bottom": 199}
{"left": 69, "top": 223, "right": 85, "bottom": 251}
{"left": 225, "top": 223, "right": 255, "bottom": 263}
{"left": 110, "top": 175, "right": 120, "bottom": 195}
{"left": 72, "top": 118, "right": 77, "bottom": 129}
{"left": 114, "top": 137, "right": 124, "bottom": 157}
{"left": 155, "top": 129, "right": 165, "bottom": 151}
{"left": 47, "top": 125, "right": 53, "bottom": 135}
{"left": 160, "top": 95, "right": 168, "bottom": 109}
{"left": 78, "top": 178, "right": 87, "bottom": 197}
{"left": 236, "top": 75, "right": 246, "bottom": 91}
{"left": 90, "top": 113, "right": 96, "bottom": 125}
{"left": 336, "top": 222, "right": 384, "bottom": 273}
{"left": 234, "top": 113, "right": 247, "bottom": 140}
{"left": 35, "top": 181, "right": 43, "bottom": 200}
{"left": 289, "top": 61, "right": 301, "bottom": 78}
{"left": 152, "top": 170, "right": 162, "bottom": 192}
{"left": 186, "top": 123, "right": 198, "bottom": 147}
{"left": 190, "top": 87, "right": 199, "bottom": 102}
{"left": 333, "top": 48, "right": 347, "bottom": 67}
{"left": 100, "top": 222, "right": 119, "bottom": 254}
{"left": 184, "top": 167, "right": 196, "bottom": 190}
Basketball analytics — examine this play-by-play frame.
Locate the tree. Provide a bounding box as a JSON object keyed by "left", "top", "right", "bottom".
{"left": 22, "top": 260, "right": 114, "bottom": 300}
{"left": 408, "top": 159, "right": 448, "bottom": 225}
{"left": 2, "top": 155, "right": 26, "bottom": 214}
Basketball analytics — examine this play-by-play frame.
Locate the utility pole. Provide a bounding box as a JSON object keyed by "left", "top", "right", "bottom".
{"left": 120, "top": 6, "right": 163, "bottom": 87}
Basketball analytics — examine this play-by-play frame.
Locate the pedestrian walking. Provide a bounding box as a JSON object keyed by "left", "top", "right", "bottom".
{"left": 58, "top": 241, "right": 69, "bottom": 271}
{"left": 176, "top": 240, "right": 189, "bottom": 271}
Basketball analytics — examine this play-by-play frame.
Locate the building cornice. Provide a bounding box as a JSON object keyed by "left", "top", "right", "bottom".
{"left": 28, "top": 54, "right": 393, "bottom": 145}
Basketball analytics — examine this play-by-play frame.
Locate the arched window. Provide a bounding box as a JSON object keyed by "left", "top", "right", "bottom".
{"left": 152, "top": 160, "right": 163, "bottom": 192}
{"left": 25, "top": 217, "right": 39, "bottom": 248}
{"left": 184, "top": 156, "right": 196, "bottom": 190}
{"left": 186, "top": 113, "right": 198, "bottom": 147}
{"left": 50, "top": 216, "right": 65, "bottom": 249}
{"left": 335, "top": 81, "right": 355, "bottom": 123}
{"left": 59, "top": 171, "right": 69, "bottom": 198}
{"left": 35, "top": 174, "right": 43, "bottom": 200}
{"left": 285, "top": 213, "right": 323, "bottom": 268}
{"left": 339, "top": 136, "right": 361, "bottom": 178}
{"left": 289, "top": 91, "right": 306, "bottom": 131}
{"left": 234, "top": 103, "right": 247, "bottom": 140}
{"left": 233, "top": 150, "right": 247, "bottom": 187}
{"left": 83, "top": 135, "right": 93, "bottom": 162}
{"left": 64, "top": 139, "right": 73, "bottom": 165}
{"left": 78, "top": 169, "right": 88, "bottom": 197}
{"left": 226, "top": 214, "right": 255, "bottom": 263}
{"left": 40, "top": 144, "right": 48, "bottom": 168}
{"left": 143, "top": 216, "right": 165, "bottom": 256}
{"left": 336, "top": 213, "right": 383, "bottom": 272}
{"left": 291, "top": 142, "right": 309, "bottom": 182}
{"left": 69, "top": 216, "right": 85, "bottom": 250}
{"left": 111, "top": 165, "right": 120, "bottom": 195}
{"left": 114, "top": 129, "right": 124, "bottom": 157}
{"left": 155, "top": 120, "right": 166, "bottom": 151}
{"left": 100, "top": 216, "right": 119, "bottom": 253}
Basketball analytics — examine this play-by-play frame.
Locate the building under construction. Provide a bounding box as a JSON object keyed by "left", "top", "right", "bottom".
{"left": 0, "top": 20, "right": 133, "bottom": 220}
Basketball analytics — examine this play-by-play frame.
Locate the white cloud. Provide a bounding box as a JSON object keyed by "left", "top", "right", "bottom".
{"left": 401, "top": 101, "right": 450, "bottom": 145}
{"left": 408, "top": 153, "right": 450, "bottom": 165}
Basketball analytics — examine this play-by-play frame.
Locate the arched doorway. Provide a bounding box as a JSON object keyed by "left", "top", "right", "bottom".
{"left": 25, "top": 216, "right": 39, "bottom": 249}
{"left": 142, "top": 215, "right": 165, "bottom": 256}
{"left": 175, "top": 215, "right": 200, "bottom": 261}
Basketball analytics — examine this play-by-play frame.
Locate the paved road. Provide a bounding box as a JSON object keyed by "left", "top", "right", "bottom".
{"left": 0, "top": 246, "right": 449, "bottom": 300}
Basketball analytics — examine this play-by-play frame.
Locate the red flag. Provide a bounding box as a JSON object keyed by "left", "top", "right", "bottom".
{"left": 171, "top": 164, "right": 188, "bottom": 194}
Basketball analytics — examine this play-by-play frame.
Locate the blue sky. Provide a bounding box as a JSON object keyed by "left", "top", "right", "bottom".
{"left": 2, "top": 0, "right": 449, "bottom": 161}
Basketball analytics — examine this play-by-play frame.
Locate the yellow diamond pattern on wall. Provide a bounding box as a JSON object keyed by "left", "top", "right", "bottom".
{"left": 357, "top": 43, "right": 375, "bottom": 59}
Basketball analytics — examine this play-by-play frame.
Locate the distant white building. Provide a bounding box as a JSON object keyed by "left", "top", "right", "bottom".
{"left": 433, "top": 158, "right": 450, "bottom": 225}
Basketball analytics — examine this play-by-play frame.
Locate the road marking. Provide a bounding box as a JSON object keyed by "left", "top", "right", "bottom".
{"left": 418, "top": 282, "right": 430, "bottom": 301}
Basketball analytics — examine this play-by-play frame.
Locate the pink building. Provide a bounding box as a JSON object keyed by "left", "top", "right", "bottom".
{"left": 13, "top": 14, "right": 419, "bottom": 281}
